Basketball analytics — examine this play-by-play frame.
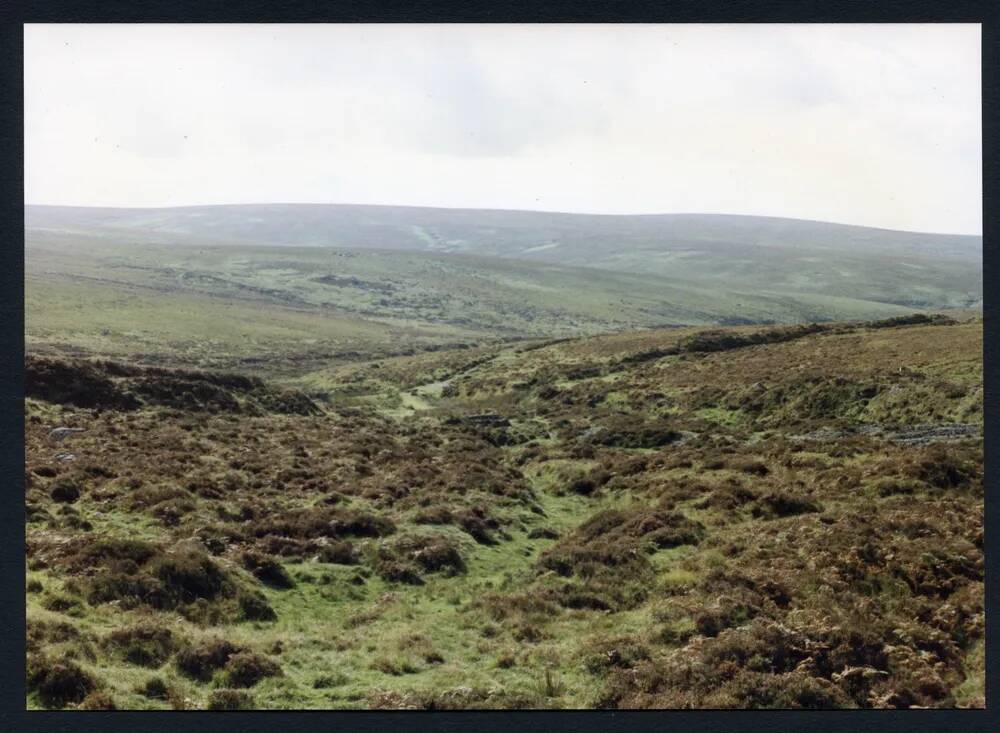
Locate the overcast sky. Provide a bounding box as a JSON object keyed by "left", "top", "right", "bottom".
{"left": 25, "top": 24, "right": 981, "bottom": 234}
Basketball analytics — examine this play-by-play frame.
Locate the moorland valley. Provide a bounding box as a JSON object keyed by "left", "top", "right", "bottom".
{"left": 25, "top": 205, "right": 983, "bottom": 709}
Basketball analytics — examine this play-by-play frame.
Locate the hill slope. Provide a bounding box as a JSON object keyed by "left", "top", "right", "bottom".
{"left": 26, "top": 204, "right": 982, "bottom": 311}
{"left": 26, "top": 230, "right": 925, "bottom": 373}
{"left": 25, "top": 205, "right": 983, "bottom": 372}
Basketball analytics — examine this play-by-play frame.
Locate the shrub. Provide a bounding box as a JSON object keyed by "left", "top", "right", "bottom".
{"left": 131, "top": 376, "right": 241, "bottom": 413}
{"left": 223, "top": 652, "right": 282, "bottom": 687}
{"left": 25, "top": 356, "right": 140, "bottom": 410}
{"left": 152, "top": 498, "right": 196, "bottom": 526}
{"left": 147, "top": 547, "right": 229, "bottom": 604}
{"left": 239, "top": 551, "right": 294, "bottom": 589}
{"left": 454, "top": 507, "right": 501, "bottom": 545}
{"left": 533, "top": 506, "right": 706, "bottom": 611}
{"left": 258, "top": 535, "right": 314, "bottom": 559}
{"left": 372, "top": 655, "right": 419, "bottom": 676}
{"left": 28, "top": 654, "right": 97, "bottom": 708}
{"left": 583, "top": 636, "right": 651, "bottom": 673}
{"left": 697, "top": 484, "right": 758, "bottom": 511}
{"left": 207, "top": 689, "right": 254, "bottom": 710}
{"left": 72, "top": 538, "right": 158, "bottom": 568}
{"left": 312, "top": 673, "right": 348, "bottom": 689}
{"left": 384, "top": 535, "right": 466, "bottom": 576}
{"left": 138, "top": 676, "right": 170, "bottom": 700}
{"left": 83, "top": 544, "right": 232, "bottom": 611}
{"left": 866, "top": 313, "right": 952, "bottom": 329}
{"left": 374, "top": 559, "right": 425, "bottom": 586}
{"left": 237, "top": 592, "right": 277, "bottom": 622}
{"left": 85, "top": 571, "right": 163, "bottom": 609}
{"left": 870, "top": 477, "right": 922, "bottom": 497}
{"left": 413, "top": 506, "right": 454, "bottom": 525}
{"left": 128, "top": 485, "right": 188, "bottom": 509}
{"left": 195, "top": 525, "right": 236, "bottom": 555}
{"left": 901, "top": 448, "right": 978, "bottom": 491}
{"left": 316, "top": 541, "right": 358, "bottom": 565}
{"left": 41, "top": 593, "right": 83, "bottom": 616}
{"left": 78, "top": 691, "right": 117, "bottom": 710}
{"left": 105, "top": 624, "right": 175, "bottom": 667}
{"left": 694, "top": 601, "right": 761, "bottom": 638}
{"left": 568, "top": 477, "right": 599, "bottom": 496}
{"left": 715, "top": 671, "right": 853, "bottom": 709}
{"left": 751, "top": 492, "right": 822, "bottom": 519}
{"left": 250, "top": 507, "right": 395, "bottom": 541}
{"left": 50, "top": 477, "right": 83, "bottom": 504}
{"left": 175, "top": 638, "right": 244, "bottom": 681}
{"left": 257, "top": 388, "right": 323, "bottom": 416}
{"left": 540, "top": 507, "right": 704, "bottom": 578}
{"left": 586, "top": 415, "right": 681, "bottom": 449}
{"left": 727, "top": 457, "right": 770, "bottom": 476}
{"left": 679, "top": 324, "right": 827, "bottom": 354}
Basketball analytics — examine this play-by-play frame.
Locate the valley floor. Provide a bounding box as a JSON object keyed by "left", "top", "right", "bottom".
{"left": 25, "top": 315, "right": 983, "bottom": 709}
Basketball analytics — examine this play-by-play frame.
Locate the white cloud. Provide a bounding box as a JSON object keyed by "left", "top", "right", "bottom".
{"left": 24, "top": 23, "right": 982, "bottom": 234}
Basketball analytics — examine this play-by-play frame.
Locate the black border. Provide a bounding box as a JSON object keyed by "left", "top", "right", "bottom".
{"left": 1, "top": 2, "right": 996, "bottom": 732}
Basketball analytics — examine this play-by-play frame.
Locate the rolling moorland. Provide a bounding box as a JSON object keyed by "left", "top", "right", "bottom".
{"left": 24, "top": 206, "right": 983, "bottom": 709}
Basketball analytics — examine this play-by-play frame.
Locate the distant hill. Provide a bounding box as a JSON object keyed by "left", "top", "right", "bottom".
{"left": 27, "top": 231, "right": 924, "bottom": 373}
{"left": 26, "top": 204, "right": 982, "bottom": 311}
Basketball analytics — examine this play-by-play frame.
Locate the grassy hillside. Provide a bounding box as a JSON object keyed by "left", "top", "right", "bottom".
{"left": 27, "top": 228, "right": 938, "bottom": 374}
{"left": 26, "top": 204, "right": 982, "bottom": 310}
{"left": 25, "top": 315, "right": 983, "bottom": 709}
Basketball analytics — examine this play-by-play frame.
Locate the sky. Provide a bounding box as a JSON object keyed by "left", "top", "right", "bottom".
{"left": 24, "top": 23, "right": 982, "bottom": 235}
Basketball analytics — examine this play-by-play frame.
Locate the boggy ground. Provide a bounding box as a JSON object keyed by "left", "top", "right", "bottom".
{"left": 25, "top": 314, "right": 983, "bottom": 709}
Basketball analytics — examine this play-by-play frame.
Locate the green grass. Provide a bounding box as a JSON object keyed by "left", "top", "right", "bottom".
{"left": 693, "top": 406, "right": 745, "bottom": 427}
{"left": 25, "top": 272, "right": 468, "bottom": 375}
{"left": 953, "top": 640, "right": 985, "bottom": 707}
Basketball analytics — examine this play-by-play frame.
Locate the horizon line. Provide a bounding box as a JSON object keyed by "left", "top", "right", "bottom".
{"left": 23, "top": 201, "right": 983, "bottom": 238}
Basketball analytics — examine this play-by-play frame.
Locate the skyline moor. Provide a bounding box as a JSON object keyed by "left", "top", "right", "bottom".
{"left": 20, "top": 201, "right": 986, "bottom": 237}
{"left": 22, "top": 22, "right": 984, "bottom": 713}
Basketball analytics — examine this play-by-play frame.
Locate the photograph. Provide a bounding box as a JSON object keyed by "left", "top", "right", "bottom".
{"left": 22, "top": 22, "right": 983, "bottom": 710}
